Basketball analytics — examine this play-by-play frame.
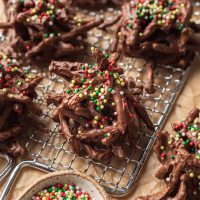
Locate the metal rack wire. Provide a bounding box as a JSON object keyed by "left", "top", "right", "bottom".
{"left": 0, "top": 1, "right": 200, "bottom": 199}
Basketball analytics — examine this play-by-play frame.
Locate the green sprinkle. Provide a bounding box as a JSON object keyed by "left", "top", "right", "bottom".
{"left": 81, "top": 78, "right": 86, "bottom": 83}
{"left": 51, "top": 15, "right": 56, "bottom": 20}
{"left": 105, "top": 54, "right": 110, "bottom": 59}
{"left": 108, "top": 88, "right": 112, "bottom": 92}
{"left": 170, "top": 155, "right": 175, "bottom": 160}
{"left": 96, "top": 106, "right": 100, "bottom": 111}
{"left": 93, "top": 99, "right": 97, "bottom": 104}
{"left": 43, "top": 33, "right": 49, "bottom": 38}
{"left": 74, "top": 89, "right": 79, "bottom": 94}
{"left": 82, "top": 66, "right": 85, "bottom": 70}
{"left": 66, "top": 89, "right": 71, "bottom": 94}
{"left": 149, "top": 15, "right": 153, "bottom": 20}
{"left": 191, "top": 148, "right": 195, "bottom": 154}
{"left": 89, "top": 64, "right": 93, "bottom": 68}
{"left": 95, "top": 91, "right": 99, "bottom": 95}
{"left": 186, "top": 139, "right": 190, "bottom": 144}
{"left": 88, "top": 86, "right": 92, "bottom": 90}
{"left": 127, "top": 23, "right": 133, "bottom": 29}
{"left": 0, "top": 64, "right": 3, "bottom": 69}
{"left": 178, "top": 24, "right": 184, "bottom": 31}
{"left": 48, "top": 187, "right": 52, "bottom": 193}
{"left": 24, "top": 69, "right": 29, "bottom": 74}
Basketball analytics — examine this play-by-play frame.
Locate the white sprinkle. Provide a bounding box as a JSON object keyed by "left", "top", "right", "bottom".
{"left": 101, "top": 95, "right": 105, "bottom": 99}
{"left": 193, "top": 191, "right": 197, "bottom": 195}
{"left": 120, "top": 91, "right": 124, "bottom": 95}
{"left": 50, "top": 33, "right": 54, "bottom": 38}
{"left": 114, "top": 112, "right": 117, "bottom": 115}
{"left": 49, "top": 21, "right": 53, "bottom": 26}
{"left": 166, "top": 177, "right": 170, "bottom": 182}
{"left": 84, "top": 91, "right": 88, "bottom": 95}
{"left": 12, "top": 59, "right": 16, "bottom": 63}
{"left": 85, "top": 124, "right": 89, "bottom": 127}
{"left": 192, "top": 132, "right": 197, "bottom": 137}
{"left": 198, "top": 150, "right": 200, "bottom": 154}
{"left": 111, "top": 90, "right": 115, "bottom": 94}
{"left": 107, "top": 133, "right": 111, "bottom": 136}
{"left": 181, "top": 132, "right": 186, "bottom": 136}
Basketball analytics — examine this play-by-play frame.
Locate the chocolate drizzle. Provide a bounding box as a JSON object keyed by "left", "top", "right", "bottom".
{"left": 137, "top": 108, "right": 200, "bottom": 200}
{"left": 47, "top": 47, "right": 154, "bottom": 161}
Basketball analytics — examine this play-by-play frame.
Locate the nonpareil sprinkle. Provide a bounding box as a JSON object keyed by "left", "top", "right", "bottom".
{"left": 31, "top": 182, "right": 92, "bottom": 200}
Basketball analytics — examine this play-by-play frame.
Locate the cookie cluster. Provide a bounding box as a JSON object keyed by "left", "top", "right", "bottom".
{"left": 0, "top": 0, "right": 102, "bottom": 62}
{"left": 47, "top": 48, "right": 154, "bottom": 160}
{"left": 137, "top": 108, "right": 200, "bottom": 200}
{"left": 111, "top": 0, "right": 200, "bottom": 92}
{"left": 0, "top": 54, "right": 45, "bottom": 156}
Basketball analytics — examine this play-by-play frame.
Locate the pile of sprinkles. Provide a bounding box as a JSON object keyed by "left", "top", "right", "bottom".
{"left": 137, "top": 108, "right": 200, "bottom": 200}
{"left": 0, "top": 0, "right": 102, "bottom": 62}
{"left": 111, "top": 0, "right": 200, "bottom": 93}
{"left": 47, "top": 47, "right": 154, "bottom": 161}
{"left": 0, "top": 54, "right": 44, "bottom": 157}
{"left": 32, "top": 182, "right": 92, "bottom": 200}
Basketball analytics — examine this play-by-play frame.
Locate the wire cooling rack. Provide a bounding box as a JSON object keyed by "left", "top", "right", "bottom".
{"left": 0, "top": 1, "right": 200, "bottom": 199}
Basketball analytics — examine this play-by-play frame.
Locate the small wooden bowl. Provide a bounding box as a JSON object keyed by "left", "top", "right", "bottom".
{"left": 17, "top": 171, "right": 110, "bottom": 200}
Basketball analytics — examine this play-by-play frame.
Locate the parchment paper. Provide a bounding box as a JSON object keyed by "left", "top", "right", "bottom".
{"left": 0, "top": 1, "right": 200, "bottom": 199}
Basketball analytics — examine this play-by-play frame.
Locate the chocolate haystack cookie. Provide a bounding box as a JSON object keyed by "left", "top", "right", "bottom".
{"left": 111, "top": 0, "right": 200, "bottom": 93}
{"left": 137, "top": 108, "right": 200, "bottom": 200}
{"left": 0, "top": 0, "right": 102, "bottom": 62}
{"left": 47, "top": 47, "right": 154, "bottom": 161}
{"left": 0, "top": 54, "right": 45, "bottom": 157}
